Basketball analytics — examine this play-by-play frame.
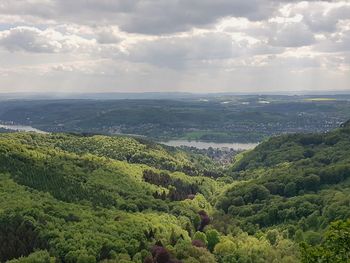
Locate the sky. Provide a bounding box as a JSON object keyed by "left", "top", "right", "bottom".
{"left": 0, "top": 0, "right": 349, "bottom": 93}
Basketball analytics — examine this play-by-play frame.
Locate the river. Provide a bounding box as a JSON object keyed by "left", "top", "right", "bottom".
{"left": 0, "top": 124, "right": 258, "bottom": 150}
{"left": 160, "top": 140, "right": 258, "bottom": 150}
{"left": 0, "top": 124, "right": 47, "bottom": 134}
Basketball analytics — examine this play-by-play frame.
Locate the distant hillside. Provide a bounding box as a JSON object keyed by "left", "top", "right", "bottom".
{"left": 1, "top": 97, "right": 350, "bottom": 143}
{"left": 0, "top": 132, "right": 220, "bottom": 177}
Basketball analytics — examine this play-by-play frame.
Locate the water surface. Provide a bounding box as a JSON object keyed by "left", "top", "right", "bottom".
{"left": 161, "top": 140, "right": 258, "bottom": 150}
{"left": 0, "top": 124, "right": 259, "bottom": 151}
{"left": 0, "top": 124, "right": 47, "bottom": 134}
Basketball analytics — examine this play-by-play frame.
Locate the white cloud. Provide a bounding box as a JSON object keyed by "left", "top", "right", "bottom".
{"left": 95, "top": 27, "right": 123, "bottom": 44}
{"left": 125, "top": 32, "right": 236, "bottom": 69}
{"left": 287, "top": 1, "right": 350, "bottom": 32}
{"left": 268, "top": 22, "right": 316, "bottom": 47}
{"left": 0, "top": 0, "right": 349, "bottom": 93}
{"left": 0, "top": 26, "right": 97, "bottom": 53}
{"left": 0, "top": 0, "right": 278, "bottom": 34}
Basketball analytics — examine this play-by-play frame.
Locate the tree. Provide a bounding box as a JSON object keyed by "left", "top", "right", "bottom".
{"left": 284, "top": 182, "right": 296, "bottom": 197}
{"left": 266, "top": 229, "right": 279, "bottom": 246}
{"left": 206, "top": 229, "right": 220, "bottom": 252}
{"left": 198, "top": 211, "right": 210, "bottom": 232}
{"left": 301, "top": 219, "right": 350, "bottom": 263}
{"left": 7, "top": 250, "right": 51, "bottom": 263}
{"left": 303, "top": 175, "right": 320, "bottom": 191}
{"left": 231, "top": 196, "right": 245, "bottom": 206}
{"left": 193, "top": 232, "right": 208, "bottom": 247}
{"left": 77, "top": 254, "right": 96, "bottom": 263}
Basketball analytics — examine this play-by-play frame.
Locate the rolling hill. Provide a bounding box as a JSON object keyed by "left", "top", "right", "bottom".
{"left": 0, "top": 124, "right": 349, "bottom": 263}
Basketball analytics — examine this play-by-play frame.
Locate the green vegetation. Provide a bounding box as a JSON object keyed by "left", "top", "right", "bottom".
{"left": 300, "top": 219, "right": 350, "bottom": 263}
{"left": 0, "top": 132, "right": 220, "bottom": 177}
{"left": 217, "top": 125, "right": 350, "bottom": 230}
{"left": 0, "top": 122, "right": 350, "bottom": 262}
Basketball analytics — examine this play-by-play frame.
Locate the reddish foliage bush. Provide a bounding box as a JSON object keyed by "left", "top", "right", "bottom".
{"left": 147, "top": 243, "right": 182, "bottom": 263}
{"left": 198, "top": 210, "right": 210, "bottom": 231}
{"left": 144, "top": 256, "right": 154, "bottom": 263}
{"left": 150, "top": 245, "right": 170, "bottom": 263}
{"left": 192, "top": 239, "right": 206, "bottom": 248}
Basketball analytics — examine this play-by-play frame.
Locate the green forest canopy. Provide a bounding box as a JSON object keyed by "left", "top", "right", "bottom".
{"left": 0, "top": 123, "right": 349, "bottom": 262}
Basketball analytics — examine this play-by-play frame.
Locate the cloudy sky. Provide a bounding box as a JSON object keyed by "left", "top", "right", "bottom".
{"left": 0, "top": 0, "right": 349, "bottom": 93}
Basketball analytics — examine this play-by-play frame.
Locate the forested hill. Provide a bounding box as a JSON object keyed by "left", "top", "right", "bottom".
{"left": 0, "top": 126, "right": 349, "bottom": 263}
{"left": 1, "top": 97, "right": 350, "bottom": 143}
{"left": 0, "top": 132, "right": 222, "bottom": 176}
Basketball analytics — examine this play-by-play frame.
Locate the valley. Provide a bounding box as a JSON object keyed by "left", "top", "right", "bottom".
{"left": 2, "top": 0, "right": 350, "bottom": 261}
{"left": 0, "top": 120, "right": 349, "bottom": 262}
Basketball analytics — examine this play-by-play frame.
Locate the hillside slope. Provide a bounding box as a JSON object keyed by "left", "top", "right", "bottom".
{"left": 216, "top": 124, "right": 350, "bottom": 237}
{"left": 0, "top": 132, "right": 221, "bottom": 176}
{"left": 0, "top": 127, "right": 349, "bottom": 263}
{"left": 0, "top": 132, "right": 221, "bottom": 263}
